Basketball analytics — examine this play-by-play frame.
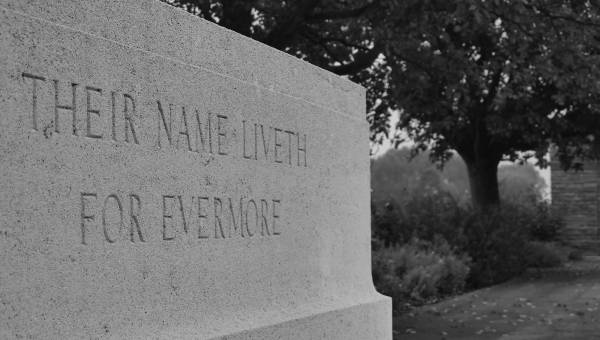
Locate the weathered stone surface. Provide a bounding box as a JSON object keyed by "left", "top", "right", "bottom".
{"left": 0, "top": 0, "right": 391, "bottom": 339}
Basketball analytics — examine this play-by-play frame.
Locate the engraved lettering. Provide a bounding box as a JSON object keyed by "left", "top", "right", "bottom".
{"left": 111, "top": 91, "right": 117, "bottom": 141}
{"left": 254, "top": 123, "right": 258, "bottom": 160}
{"left": 260, "top": 125, "right": 270, "bottom": 160}
{"left": 242, "top": 120, "right": 253, "bottom": 159}
{"left": 285, "top": 130, "right": 294, "bottom": 165}
{"left": 156, "top": 101, "right": 173, "bottom": 148}
{"left": 123, "top": 94, "right": 139, "bottom": 144}
{"left": 245, "top": 199, "right": 257, "bottom": 237}
{"left": 162, "top": 195, "right": 176, "bottom": 240}
{"left": 22, "top": 73, "right": 46, "bottom": 131}
{"left": 272, "top": 199, "right": 281, "bottom": 235}
{"left": 214, "top": 197, "right": 226, "bottom": 238}
{"left": 22, "top": 73, "right": 306, "bottom": 169}
{"left": 298, "top": 133, "right": 307, "bottom": 167}
{"left": 197, "top": 196, "right": 210, "bottom": 238}
{"left": 102, "top": 194, "right": 124, "bottom": 243}
{"left": 274, "top": 128, "right": 283, "bottom": 163}
{"left": 177, "top": 107, "right": 192, "bottom": 151}
{"left": 208, "top": 112, "right": 213, "bottom": 154}
{"left": 85, "top": 86, "right": 103, "bottom": 139}
{"left": 217, "top": 114, "right": 228, "bottom": 155}
{"left": 54, "top": 79, "right": 78, "bottom": 135}
{"left": 195, "top": 110, "right": 212, "bottom": 154}
{"left": 228, "top": 197, "right": 243, "bottom": 237}
{"left": 177, "top": 195, "right": 189, "bottom": 233}
{"left": 260, "top": 199, "right": 270, "bottom": 236}
{"left": 80, "top": 192, "right": 97, "bottom": 245}
{"left": 129, "top": 194, "right": 145, "bottom": 242}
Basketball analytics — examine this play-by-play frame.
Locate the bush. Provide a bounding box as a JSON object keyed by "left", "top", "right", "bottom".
{"left": 372, "top": 192, "right": 566, "bottom": 290}
{"left": 459, "top": 203, "right": 564, "bottom": 287}
{"left": 372, "top": 253, "right": 405, "bottom": 310}
{"left": 568, "top": 249, "right": 584, "bottom": 261}
{"left": 400, "top": 193, "right": 468, "bottom": 247}
{"left": 372, "top": 189, "right": 566, "bottom": 294}
{"left": 461, "top": 205, "right": 531, "bottom": 288}
{"left": 526, "top": 204, "right": 564, "bottom": 242}
{"left": 525, "top": 242, "right": 563, "bottom": 268}
{"left": 371, "top": 201, "right": 404, "bottom": 248}
{"left": 372, "top": 239, "right": 470, "bottom": 311}
{"left": 372, "top": 192, "right": 467, "bottom": 248}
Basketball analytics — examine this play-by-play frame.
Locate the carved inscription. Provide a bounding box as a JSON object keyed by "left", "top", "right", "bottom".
{"left": 80, "top": 192, "right": 145, "bottom": 245}
{"left": 22, "top": 72, "right": 308, "bottom": 167}
{"left": 242, "top": 121, "right": 307, "bottom": 167}
{"left": 21, "top": 72, "right": 296, "bottom": 245}
{"left": 80, "top": 192, "right": 281, "bottom": 244}
{"left": 161, "top": 195, "right": 280, "bottom": 241}
{"left": 23, "top": 73, "right": 140, "bottom": 143}
{"left": 156, "top": 100, "right": 227, "bottom": 155}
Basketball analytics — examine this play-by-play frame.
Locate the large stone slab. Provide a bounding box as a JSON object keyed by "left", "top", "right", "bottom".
{"left": 0, "top": 1, "right": 391, "bottom": 339}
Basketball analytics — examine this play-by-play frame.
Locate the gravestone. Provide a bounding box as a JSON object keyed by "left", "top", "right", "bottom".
{"left": 0, "top": 0, "right": 391, "bottom": 339}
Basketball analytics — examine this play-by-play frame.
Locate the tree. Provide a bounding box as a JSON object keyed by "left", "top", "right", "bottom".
{"left": 376, "top": 0, "right": 600, "bottom": 208}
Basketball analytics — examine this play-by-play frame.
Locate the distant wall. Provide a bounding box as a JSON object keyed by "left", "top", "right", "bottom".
{"left": 551, "top": 159, "right": 600, "bottom": 251}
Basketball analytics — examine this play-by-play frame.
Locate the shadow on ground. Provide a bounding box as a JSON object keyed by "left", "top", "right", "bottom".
{"left": 394, "top": 257, "right": 600, "bottom": 340}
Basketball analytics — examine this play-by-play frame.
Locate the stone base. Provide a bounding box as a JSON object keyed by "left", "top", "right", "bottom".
{"left": 94, "top": 294, "right": 392, "bottom": 339}
{"left": 209, "top": 296, "right": 392, "bottom": 340}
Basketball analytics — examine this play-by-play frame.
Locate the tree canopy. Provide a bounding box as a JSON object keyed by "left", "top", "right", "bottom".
{"left": 161, "top": 0, "right": 380, "bottom": 74}
{"left": 379, "top": 0, "right": 600, "bottom": 207}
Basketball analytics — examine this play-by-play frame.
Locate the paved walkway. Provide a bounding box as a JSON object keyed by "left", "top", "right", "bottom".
{"left": 394, "top": 257, "right": 600, "bottom": 339}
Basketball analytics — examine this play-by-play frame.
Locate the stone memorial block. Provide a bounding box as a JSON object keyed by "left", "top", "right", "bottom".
{"left": 0, "top": 0, "right": 391, "bottom": 338}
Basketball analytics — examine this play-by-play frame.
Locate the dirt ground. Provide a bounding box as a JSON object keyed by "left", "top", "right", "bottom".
{"left": 394, "top": 257, "right": 600, "bottom": 340}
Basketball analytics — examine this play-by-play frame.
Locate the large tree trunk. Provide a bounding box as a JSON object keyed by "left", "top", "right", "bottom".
{"left": 464, "top": 157, "right": 501, "bottom": 209}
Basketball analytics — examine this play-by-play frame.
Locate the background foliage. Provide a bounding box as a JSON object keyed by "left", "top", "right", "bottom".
{"left": 371, "top": 148, "right": 547, "bottom": 208}
{"left": 371, "top": 150, "right": 564, "bottom": 309}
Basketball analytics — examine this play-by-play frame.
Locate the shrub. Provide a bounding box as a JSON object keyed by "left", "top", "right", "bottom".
{"left": 371, "top": 201, "right": 404, "bottom": 248}
{"left": 372, "top": 239, "right": 470, "bottom": 311}
{"left": 526, "top": 203, "right": 564, "bottom": 242}
{"left": 568, "top": 249, "right": 584, "bottom": 261}
{"left": 462, "top": 206, "right": 530, "bottom": 288}
{"left": 371, "top": 191, "right": 566, "bottom": 291}
{"left": 372, "top": 191, "right": 468, "bottom": 248}
{"left": 372, "top": 253, "right": 406, "bottom": 310}
{"left": 399, "top": 192, "right": 468, "bottom": 247}
{"left": 458, "top": 203, "right": 563, "bottom": 287}
{"left": 525, "top": 242, "right": 563, "bottom": 268}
